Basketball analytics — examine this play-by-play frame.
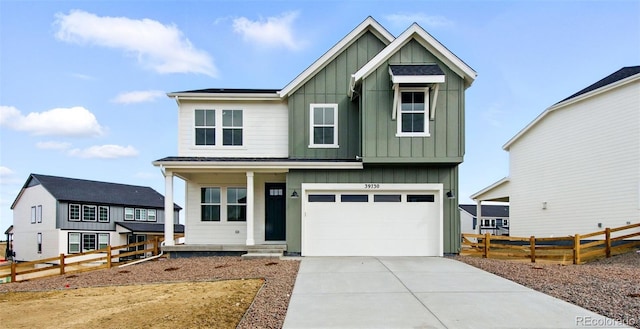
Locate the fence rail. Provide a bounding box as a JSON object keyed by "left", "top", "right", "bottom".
{"left": 461, "top": 223, "right": 640, "bottom": 264}
{"left": 0, "top": 237, "right": 163, "bottom": 283}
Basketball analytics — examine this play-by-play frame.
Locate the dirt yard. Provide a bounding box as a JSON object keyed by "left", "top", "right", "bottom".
{"left": 0, "top": 279, "right": 263, "bottom": 329}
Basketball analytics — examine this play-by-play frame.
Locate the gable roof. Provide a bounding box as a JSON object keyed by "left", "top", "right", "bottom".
{"left": 279, "top": 16, "right": 394, "bottom": 98}
{"left": 459, "top": 204, "right": 509, "bottom": 218}
{"left": 117, "top": 222, "right": 184, "bottom": 234}
{"left": 503, "top": 66, "right": 640, "bottom": 150}
{"left": 11, "top": 174, "right": 182, "bottom": 210}
{"left": 351, "top": 23, "right": 477, "bottom": 91}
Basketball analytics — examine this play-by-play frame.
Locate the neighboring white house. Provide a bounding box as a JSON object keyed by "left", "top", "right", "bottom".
{"left": 10, "top": 174, "right": 182, "bottom": 262}
{"left": 472, "top": 66, "right": 640, "bottom": 238}
{"left": 459, "top": 204, "right": 509, "bottom": 235}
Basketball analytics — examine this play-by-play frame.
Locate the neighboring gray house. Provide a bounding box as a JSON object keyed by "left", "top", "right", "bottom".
{"left": 459, "top": 204, "right": 509, "bottom": 236}
{"left": 10, "top": 174, "right": 182, "bottom": 261}
{"left": 154, "top": 17, "right": 476, "bottom": 256}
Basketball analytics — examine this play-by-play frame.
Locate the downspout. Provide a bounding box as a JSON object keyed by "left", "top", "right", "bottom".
{"left": 118, "top": 240, "right": 166, "bottom": 268}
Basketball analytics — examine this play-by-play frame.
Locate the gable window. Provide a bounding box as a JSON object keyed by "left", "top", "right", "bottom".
{"left": 309, "top": 104, "right": 338, "bottom": 148}
{"left": 397, "top": 90, "right": 427, "bottom": 136}
{"left": 31, "top": 206, "right": 36, "bottom": 224}
{"left": 124, "top": 207, "right": 134, "bottom": 221}
{"left": 222, "top": 110, "right": 243, "bottom": 146}
{"left": 227, "top": 187, "right": 247, "bottom": 222}
{"left": 83, "top": 205, "right": 97, "bottom": 222}
{"left": 69, "top": 204, "right": 81, "bottom": 221}
{"left": 201, "top": 187, "right": 221, "bottom": 221}
{"left": 195, "top": 109, "right": 216, "bottom": 146}
{"left": 148, "top": 209, "right": 157, "bottom": 222}
{"left": 98, "top": 206, "right": 109, "bottom": 222}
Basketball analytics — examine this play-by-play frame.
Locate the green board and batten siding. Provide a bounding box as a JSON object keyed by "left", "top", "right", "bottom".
{"left": 288, "top": 31, "right": 387, "bottom": 159}
{"left": 362, "top": 39, "right": 465, "bottom": 163}
{"left": 285, "top": 165, "right": 461, "bottom": 254}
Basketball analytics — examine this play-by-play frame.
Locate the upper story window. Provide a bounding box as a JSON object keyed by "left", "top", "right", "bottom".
{"left": 309, "top": 104, "right": 338, "bottom": 148}
{"left": 124, "top": 207, "right": 134, "bottom": 221}
{"left": 83, "top": 205, "right": 97, "bottom": 222}
{"left": 222, "top": 110, "right": 243, "bottom": 146}
{"left": 98, "top": 206, "right": 109, "bottom": 222}
{"left": 69, "top": 204, "right": 81, "bottom": 221}
{"left": 31, "top": 206, "right": 36, "bottom": 224}
{"left": 195, "top": 109, "right": 216, "bottom": 146}
{"left": 397, "top": 90, "right": 428, "bottom": 137}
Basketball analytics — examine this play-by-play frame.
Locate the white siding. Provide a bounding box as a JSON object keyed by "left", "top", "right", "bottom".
{"left": 508, "top": 81, "right": 640, "bottom": 238}
{"left": 12, "top": 185, "right": 59, "bottom": 261}
{"left": 459, "top": 210, "right": 476, "bottom": 234}
{"left": 183, "top": 173, "right": 286, "bottom": 245}
{"left": 177, "top": 100, "right": 288, "bottom": 157}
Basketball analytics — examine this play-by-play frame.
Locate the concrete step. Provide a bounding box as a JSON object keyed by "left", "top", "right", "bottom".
{"left": 241, "top": 252, "right": 283, "bottom": 259}
{"left": 247, "top": 248, "right": 284, "bottom": 254}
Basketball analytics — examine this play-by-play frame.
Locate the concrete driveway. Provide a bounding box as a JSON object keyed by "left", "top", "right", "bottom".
{"left": 283, "top": 257, "right": 629, "bottom": 329}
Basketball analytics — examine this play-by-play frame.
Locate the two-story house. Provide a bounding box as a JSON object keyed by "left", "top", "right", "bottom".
{"left": 154, "top": 17, "right": 476, "bottom": 256}
{"left": 10, "top": 173, "right": 182, "bottom": 261}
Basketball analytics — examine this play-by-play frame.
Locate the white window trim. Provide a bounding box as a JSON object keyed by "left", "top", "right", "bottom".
{"left": 98, "top": 206, "right": 109, "bottom": 222}
{"left": 31, "top": 206, "right": 36, "bottom": 224}
{"left": 395, "top": 88, "right": 430, "bottom": 137}
{"left": 309, "top": 103, "right": 339, "bottom": 148}
{"left": 36, "top": 205, "right": 42, "bottom": 223}
{"left": 82, "top": 205, "right": 97, "bottom": 222}
{"left": 124, "top": 207, "right": 134, "bottom": 221}
{"left": 69, "top": 204, "right": 81, "bottom": 221}
{"left": 135, "top": 208, "right": 148, "bottom": 221}
{"left": 227, "top": 187, "right": 247, "bottom": 222}
{"left": 37, "top": 232, "right": 42, "bottom": 254}
{"left": 98, "top": 233, "right": 110, "bottom": 250}
{"left": 147, "top": 209, "right": 157, "bottom": 222}
{"left": 194, "top": 109, "right": 216, "bottom": 147}
{"left": 201, "top": 187, "right": 222, "bottom": 222}
{"left": 222, "top": 109, "right": 244, "bottom": 147}
{"left": 69, "top": 232, "right": 81, "bottom": 254}
{"left": 193, "top": 109, "right": 246, "bottom": 148}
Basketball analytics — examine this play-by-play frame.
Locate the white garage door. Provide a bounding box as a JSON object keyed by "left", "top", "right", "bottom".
{"left": 302, "top": 183, "right": 443, "bottom": 256}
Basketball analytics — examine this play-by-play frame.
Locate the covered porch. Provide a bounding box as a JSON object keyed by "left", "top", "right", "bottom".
{"left": 470, "top": 177, "right": 510, "bottom": 234}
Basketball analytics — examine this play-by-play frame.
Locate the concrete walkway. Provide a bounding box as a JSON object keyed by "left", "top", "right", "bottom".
{"left": 283, "top": 257, "right": 630, "bottom": 329}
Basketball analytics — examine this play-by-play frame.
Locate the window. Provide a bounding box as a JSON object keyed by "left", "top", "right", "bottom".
{"left": 407, "top": 194, "right": 435, "bottom": 202}
{"left": 31, "top": 206, "right": 36, "bottom": 224}
{"left": 98, "top": 233, "right": 109, "bottom": 250}
{"left": 98, "top": 206, "right": 109, "bottom": 222}
{"left": 195, "top": 109, "right": 216, "bottom": 146}
{"left": 309, "top": 104, "right": 338, "bottom": 147}
{"left": 37, "top": 233, "right": 42, "bottom": 254}
{"left": 227, "top": 187, "right": 247, "bottom": 221}
{"left": 201, "top": 187, "right": 221, "bottom": 221}
{"left": 148, "top": 209, "right": 157, "bottom": 222}
{"left": 36, "top": 205, "right": 42, "bottom": 223}
{"left": 135, "top": 208, "right": 147, "bottom": 221}
{"left": 374, "top": 194, "right": 401, "bottom": 202}
{"left": 69, "top": 204, "right": 81, "bottom": 221}
{"left": 341, "top": 194, "right": 368, "bottom": 202}
{"left": 83, "top": 205, "right": 97, "bottom": 221}
{"left": 124, "top": 207, "right": 134, "bottom": 221}
{"left": 222, "top": 110, "right": 243, "bottom": 146}
{"left": 83, "top": 234, "right": 96, "bottom": 251}
{"left": 69, "top": 233, "right": 81, "bottom": 253}
{"left": 308, "top": 194, "right": 336, "bottom": 202}
{"left": 397, "top": 90, "right": 428, "bottom": 136}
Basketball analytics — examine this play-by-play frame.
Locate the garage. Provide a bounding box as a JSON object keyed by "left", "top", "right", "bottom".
{"left": 301, "top": 183, "right": 443, "bottom": 256}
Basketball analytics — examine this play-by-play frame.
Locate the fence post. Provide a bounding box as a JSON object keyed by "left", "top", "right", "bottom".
{"left": 484, "top": 233, "right": 490, "bottom": 258}
{"left": 605, "top": 228, "right": 611, "bottom": 258}
{"left": 573, "top": 234, "right": 581, "bottom": 265}
{"left": 530, "top": 236, "right": 536, "bottom": 263}
{"left": 153, "top": 237, "right": 159, "bottom": 256}
{"left": 107, "top": 245, "right": 112, "bottom": 268}
{"left": 60, "top": 253, "right": 65, "bottom": 275}
{"left": 11, "top": 261, "right": 16, "bottom": 282}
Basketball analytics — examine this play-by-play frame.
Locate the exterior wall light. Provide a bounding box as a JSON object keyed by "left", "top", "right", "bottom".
{"left": 290, "top": 190, "right": 299, "bottom": 198}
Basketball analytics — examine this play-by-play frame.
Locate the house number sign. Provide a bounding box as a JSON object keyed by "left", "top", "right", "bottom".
{"left": 364, "top": 183, "right": 380, "bottom": 189}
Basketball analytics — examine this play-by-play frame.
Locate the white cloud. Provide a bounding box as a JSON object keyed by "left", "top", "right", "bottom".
{"left": 112, "top": 90, "right": 165, "bottom": 104}
{"left": 36, "top": 141, "right": 72, "bottom": 150}
{"left": 385, "top": 13, "right": 454, "bottom": 29}
{"left": 55, "top": 10, "right": 217, "bottom": 76}
{"left": 0, "top": 166, "right": 14, "bottom": 177}
{"left": 68, "top": 144, "right": 139, "bottom": 159}
{"left": 0, "top": 105, "right": 105, "bottom": 137}
{"left": 232, "top": 12, "right": 305, "bottom": 50}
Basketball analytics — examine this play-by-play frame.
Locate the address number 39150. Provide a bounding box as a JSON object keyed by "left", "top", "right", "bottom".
{"left": 364, "top": 183, "right": 380, "bottom": 189}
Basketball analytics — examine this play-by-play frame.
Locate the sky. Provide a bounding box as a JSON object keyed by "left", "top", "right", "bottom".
{"left": 1, "top": 0, "right": 638, "bottom": 231}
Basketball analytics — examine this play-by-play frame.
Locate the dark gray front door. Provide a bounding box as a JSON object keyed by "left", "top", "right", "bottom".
{"left": 265, "top": 183, "right": 286, "bottom": 241}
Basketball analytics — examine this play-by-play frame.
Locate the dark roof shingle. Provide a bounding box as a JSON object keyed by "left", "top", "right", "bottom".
{"left": 459, "top": 204, "right": 509, "bottom": 217}
{"left": 117, "top": 222, "right": 184, "bottom": 234}
{"left": 557, "top": 66, "right": 640, "bottom": 104}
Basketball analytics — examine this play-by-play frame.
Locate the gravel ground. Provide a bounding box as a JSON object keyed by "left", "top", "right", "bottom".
{"left": 455, "top": 250, "right": 640, "bottom": 328}
{"left": 0, "top": 256, "right": 300, "bottom": 329}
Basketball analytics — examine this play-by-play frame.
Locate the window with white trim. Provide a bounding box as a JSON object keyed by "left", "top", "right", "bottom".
{"left": 98, "top": 206, "right": 109, "bottom": 222}
{"left": 397, "top": 90, "right": 428, "bottom": 136}
{"left": 69, "top": 233, "right": 81, "bottom": 253}
{"left": 148, "top": 209, "right": 157, "bottom": 222}
{"left": 135, "top": 208, "right": 147, "bottom": 221}
{"left": 98, "top": 233, "right": 109, "bottom": 250}
{"left": 69, "top": 204, "right": 81, "bottom": 221}
{"left": 37, "top": 233, "right": 42, "bottom": 254}
{"left": 31, "top": 206, "right": 36, "bottom": 224}
{"left": 201, "top": 187, "right": 221, "bottom": 221}
{"left": 309, "top": 104, "right": 338, "bottom": 147}
{"left": 222, "top": 110, "right": 243, "bottom": 146}
{"left": 68, "top": 233, "right": 110, "bottom": 253}
{"left": 82, "top": 205, "right": 97, "bottom": 222}
{"left": 37, "top": 205, "right": 42, "bottom": 223}
{"left": 124, "top": 207, "right": 134, "bottom": 221}
{"left": 195, "top": 109, "right": 216, "bottom": 146}
{"left": 83, "top": 234, "right": 96, "bottom": 251}
{"left": 227, "top": 187, "right": 247, "bottom": 222}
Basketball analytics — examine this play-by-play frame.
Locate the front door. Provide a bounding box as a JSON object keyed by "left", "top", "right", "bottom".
{"left": 265, "top": 183, "right": 286, "bottom": 241}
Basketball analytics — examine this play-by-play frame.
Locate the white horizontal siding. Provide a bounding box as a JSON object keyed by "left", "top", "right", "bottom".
{"left": 509, "top": 81, "right": 640, "bottom": 238}
{"left": 12, "top": 185, "right": 59, "bottom": 261}
{"left": 177, "top": 101, "right": 288, "bottom": 157}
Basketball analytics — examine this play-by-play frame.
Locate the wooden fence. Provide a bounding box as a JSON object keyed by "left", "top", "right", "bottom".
{"left": 0, "top": 237, "right": 162, "bottom": 283}
{"left": 461, "top": 222, "right": 640, "bottom": 264}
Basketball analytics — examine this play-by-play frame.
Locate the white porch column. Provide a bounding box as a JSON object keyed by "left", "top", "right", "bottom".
{"left": 246, "top": 171, "right": 255, "bottom": 246}
{"left": 164, "top": 171, "right": 175, "bottom": 246}
{"left": 476, "top": 200, "right": 482, "bottom": 234}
